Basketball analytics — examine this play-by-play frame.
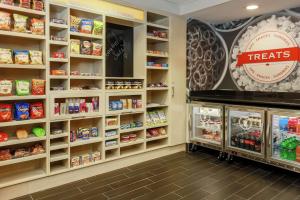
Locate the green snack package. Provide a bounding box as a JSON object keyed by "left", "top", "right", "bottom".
{"left": 93, "top": 20, "right": 103, "bottom": 35}
{"left": 15, "top": 80, "right": 30, "bottom": 96}
{"left": 32, "top": 127, "right": 45, "bottom": 137}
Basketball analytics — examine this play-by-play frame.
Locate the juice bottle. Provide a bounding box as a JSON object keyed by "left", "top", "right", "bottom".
{"left": 296, "top": 145, "right": 300, "bottom": 163}
{"left": 296, "top": 118, "right": 300, "bottom": 136}
{"left": 288, "top": 117, "right": 298, "bottom": 133}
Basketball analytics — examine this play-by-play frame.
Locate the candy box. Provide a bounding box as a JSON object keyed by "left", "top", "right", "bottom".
{"left": 71, "top": 156, "right": 80, "bottom": 167}
{"left": 92, "top": 151, "right": 101, "bottom": 162}
{"left": 90, "top": 127, "right": 98, "bottom": 137}
{"left": 81, "top": 154, "right": 91, "bottom": 166}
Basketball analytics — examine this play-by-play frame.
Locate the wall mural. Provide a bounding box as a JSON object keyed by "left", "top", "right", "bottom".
{"left": 187, "top": 7, "right": 300, "bottom": 93}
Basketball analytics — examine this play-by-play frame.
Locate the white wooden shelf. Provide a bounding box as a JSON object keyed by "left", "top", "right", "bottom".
{"left": 70, "top": 137, "right": 103, "bottom": 147}
{"left": 49, "top": 40, "right": 69, "bottom": 46}
{"left": 146, "top": 144, "right": 168, "bottom": 151}
{"left": 70, "top": 54, "right": 103, "bottom": 60}
{"left": 0, "top": 64, "right": 46, "bottom": 69}
{"left": 146, "top": 135, "right": 168, "bottom": 142}
{"left": 105, "top": 126, "right": 119, "bottom": 131}
{"left": 146, "top": 53, "right": 168, "bottom": 58}
{"left": 147, "top": 123, "right": 168, "bottom": 129}
{"left": 49, "top": 75, "right": 68, "bottom": 79}
{"left": 50, "top": 152, "right": 69, "bottom": 162}
{"left": 0, "top": 95, "right": 46, "bottom": 101}
{"left": 0, "top": 136, "right": 46, "bottom": 147}
{"left": 0, "top": 153, "right": 46, "bottom": 167}
{"left": 107, "top": 108, "right": 144, "bottom": 115}
{"left": 70, "top": 76, "right": 103, "bottom": 80}
{"left": 105, "top": 145, "right": 119, "bottom": 150}
{"left": 49, "top": 22, "right": 68, "bottom": 29}
{"left": 146, "top": 87, "right": 169, "bottom": 91}
{"left": 70, "top": 160, "right": 103, "bottom": 170}
{"left": 0, "top": 3, "right": 46, "bottom": 16}
{"left": 70, "top": 32, "right": 103, "bottom": 39}
{"left": 49, "top": 58, "right": 69, "bottom": 62}
{"left": 119, "top": 127, "right": 144, "bottom": 134}
{"left": 50, "top": 133, "right": 69, "bottom": 139}
{"left": 0, "top": 119, "right": 46, "bottom": 128}
{"left": 105, "top": 135, "right": 119, "bottom": 140}
{"left": 50, "top": 165, "right": 69, "bottom": 175}
{"left": 50, "top": 142, "right": 68, "bottom": 151}
{"left": 147, "top": 22, "right": 169, "bottom": 30}
{"left": 52, "top": 112, "right": 102, "bottom": 121}
{"left": 0, "top": 30, "right": 45, "bottom": 40}
{"left": 146, "top": 66, "right": 168, "bottom": 70}
{"left": 147, "top": 104, "right": 168, "bottom": 108}
{"left": 119, "top": 138, "right": 144, "bottom": 148}
{"left": 147, "top": 36, "right": 169, "bottom": 42}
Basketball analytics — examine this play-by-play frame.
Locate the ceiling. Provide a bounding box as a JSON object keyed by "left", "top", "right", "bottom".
{"left": 109, "top": 0, "right": 300, "bottom": 23}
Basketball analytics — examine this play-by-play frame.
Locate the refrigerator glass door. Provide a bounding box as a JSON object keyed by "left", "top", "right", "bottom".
{"left": 191, "top": 105, "right": 222, "bottom": 145}
{"left": 270, "top": 114, "right": 300, "bottom": 165}
{"left": 228, "top": 109, "right": 263, "bottom": 154}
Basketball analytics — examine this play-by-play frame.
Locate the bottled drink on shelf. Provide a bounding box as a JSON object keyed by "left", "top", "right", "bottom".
{"left": 288, "top": 117, "right": 298, "bottom": 133}
{"left": 279, "top": 117, "right": 289, "bottom": 131}
{"left": 296, "top": 118, "right": 300, "bottom": 136}
{"left": 296, "top": 145, "right": 300, "bottom": 163}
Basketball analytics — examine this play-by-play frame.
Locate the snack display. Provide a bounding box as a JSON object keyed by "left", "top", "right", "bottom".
{"left": 70, "top": 15, "right": 103, "bottom": 36}
{"left": 0, "top": 132, "right": 9, "bottom": 142}
{"left": 121, "top": 133, "right": 137, "bottom": 143}
{"left": 31, "top": 18, "right": 44, "bottom": 35}
{"left": 30, "top": 102, "right": 44, "bottom": 119}
{"left": 70, "top": 126, "right": 98, "bottom": 142}
{"left": 16, "top": 129, "right": 28, "bottom": 139}
{"left": 105, "top": 80, "right": 143, "bottom": 90}
{"left": 105, "top": 139, "right": 118, "bottom": 147}
{"left": 147, "top": 50, "right": 168, "bottom": 57}
{"left": 70, "top": 39, "right": 80, "bottom": 54}
{"left": 50, "top": 18, "right": 65, "bottom": 24}
{"left": 15, "top": 80, "right": 30, "bottom": 96}
{"left": 54, "top": 97, "right": 99, "bottom": 115}
{"left": 93, "top": 20, "right": 103, "bottom": 35}
{"left": 0, "top": 143, "right": 45, "bottom": 161}
{"left": 146, "top": 109, "right": 167, "bottom": 127}
{"left": 51, "top": 52, "right": 65, "bottom": 59}
{"left": 14, "top": 102, "right": 30, "bottom": 120}
{"left": 32, "top": 127, "right": 45, "bottom": 137}
{"left": 51, "top": 70, "right": 66, "bottom": 75}
{"left": 0, "top": 48, "right": 13, "bottom": 64}
{"left": 13, "top": 14, "right": 28, "bottom": 33}
{"left": 147, "top": 30, "right": 168, "bottom": 39}
{"left": 146, "top": 62, "right": 168, "bottom": 68}
{"left": 1, "top": 0, "right": 14, "bottom": 5}
{"left": 19, "top": 0, "right": 30, "bottom": 9}
{"left": 120, "top": 121, "right": 143, "bottom": 130}
{"left": 14, "top": 50, "right": 30, "bottom": 64}
{"left": 80, "top": 19, "right": 93, "bottom": 34}
{"left": 105, "top": 130, "right": 117, "bottom": 137}
{"left": 31, "top": 79, "right": 45, "bottom": 95}
{"left": 109, "top": 98, "right": 142, "bottom": 111}
{"left": 147, "top": 82, "right": 168, "bottom": 88}
{"left": 0, "top": 11, "right": 11, "bottom": 31}
{"left": 32, "top": 0, "right": 44, "bottom": 11}
{"left": 29, "top": 50, "right": 43, "bottom": 64}
{"left": 92, "top": 42, "right": 102, "bottom": 56}
{"left": 106, "top": 117, "right": 118, "bottom": 127}
{"left": 70, "top": 15, "right": 81, "bottom": 32}
{"left": 0, "top": 80, "right": 13, "bottom": 96}
{"left": 80, "top": 40, "right": 92, "bottom": 55}
{"left": 0, "top": 103, "right": 12, "bottom": 122}
{"left": 70, "top": 151, "right": 101, "bottom": 168}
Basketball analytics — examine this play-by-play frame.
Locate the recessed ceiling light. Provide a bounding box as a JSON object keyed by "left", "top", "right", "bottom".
{"left": 246, "top": 4, "right": 259, "bottom": 10}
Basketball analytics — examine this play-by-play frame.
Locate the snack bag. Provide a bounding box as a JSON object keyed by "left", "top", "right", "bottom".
{"left": 70, "top": 39, "right": 80, "bottom": 54}
{"left": 14, "top": 102, "right": 30, "bottom": 120}
{"left": 31, "top": 18, "right": 44, "bottom": 35}
{"left": 14, "top": 50, "right": 30, "bottom": 64}
{"left": 32, "top": 0, "right": 44, "bottom": 11}
{"left": 31, "top": 79, "right": 45, "bottom": 95}
{"left": 0, "top": 48, "right": 13, "bottom": 64}
{"left": 15, "top": 80, "right": 30, "bottom": 96}
{"left": 0, "top": 103, "right": 12, "bottom": 122}
{"left": 13, "top": 14, "right": 28, "bottom": 33}
{"left": 81, "top": 40, "right": 92, "bottom": 55}
{"left": 92, "top": 43, "right": 102, "bottom": 56}
{"left": 0, "top": 11, "right": 11, "bottom": 31}
{"left": 19, "top": 0, "right": 30, "bottom": 8}
{"left": 29, "top": 50, "right": 43, "bottom": 64}
{"left": 0, "top": 80, "right": 13, "bottom": 96}
{"left": 93, "top": 20, "right": 103, "bottom": 35}
{"left": 70, "top": 15, "right": 81, "bottom": 32}
{"left": 30, "top": 102, "right": 44, "bottom": 119}
{"left": 1, "top": 0, "right": 14, "bottom": 5}
{"left": 80, "top": 19, "right": 93, "bottom": 34}
{"left": 32, "top": 127, "right": 45, "bottom": 137}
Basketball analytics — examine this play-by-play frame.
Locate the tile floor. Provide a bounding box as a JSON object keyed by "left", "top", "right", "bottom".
{"left": 14, "top": 149, "right": 300, "bottom": 200}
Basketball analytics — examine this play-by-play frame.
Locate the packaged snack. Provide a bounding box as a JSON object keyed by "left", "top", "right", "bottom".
{"left": 0, "top": 149, "right": 12, "bottom": 161}
{"left": 70, "top": 39, "right": 80, "bottom": 54}
{"left": 29, "top": 50, "right": 43, "bottom": 64}
{"left": 50, "top": 18, "right": 65, "bottom": 24}
{"left": 70, "top": 130, "right": 76, "bottom": 142}
{"left": 92, "top": 151, "right": 101, "bottom": 162}
{"left": 0, "top": 80, "right": 13, "bottom": 96}
{"left": 1, "top": 0, "right": 14, "bottom": 5}
{"left": 82, "top": 154, "right": 91, "bottom": 166}
{"left": 14, "top": 50, "right": 30, "bottom": 65}
{"left": 90, "top": 127, "right": 98, "bottom": 137}
{"left": 81, "top": 40, "right": 92, "bottom": 55}
{"left": 71, "top": 156, "right": 80, "bottom": 167}
{"left": 31, "top": 18, "right": 44, "bottom": 35}
{"left": 13, "top": 14, "right": 28, "bottom": 33}
{"left": 157, "top": 110, "right": 167, "bottom": 123}
{"left": 30, "top": 102, "right": 44, "bottom": 119}
{"left": 0, "top": 103, "right": 12, "bottom": 122}
{"left": 81, "top": 128, "right": 90, "bottom": 140}
{"left": 80, "top": 19, "right": 93, "bottom": 34}
{"left": 158, "top": 127, "right": 167, "bottom": 135}
{"left": 92, "top": 20, "right": 103, "bottom": 35}
{"left": 0, "top": 11, "right": 11, "bottom": 31}
{"left": 15, "top": 80, "right": 30, "bottom": 96}
{"left": 92, "top": 43, "right": 102, "bottom": 56}
{"left": 70, "top": 15, "right": 81, "bottom": 32}
{"left": 52, "top": 52, "right": 65, "bottom": 58}
{"left": 32, "top": 127, "right": 45, "bottom": 137}
{"left": 32, "top": 79, "right": 45, "bottom": 95}
{"left": 51, "top": 70, "right": 66, "bottom": 75}
{"left": 0, "top": 48, "right": 13, "bottom": 64}
{"left": 32, "top": 0, "right": 44, "bottom": 11}
{"left": 19, "top": 0, "right": 31, "bottom": 8}
{"left": 14, "top": 102, "right": 30, "bottom": 120}
{"left": 0, "top": 132, "right": 9, "bottom": 142}
{"left": 16, "top": 129, "right": 28, "bottom": 139}
{"left": 31, "top": 144, "right": 45, "bottom": 154}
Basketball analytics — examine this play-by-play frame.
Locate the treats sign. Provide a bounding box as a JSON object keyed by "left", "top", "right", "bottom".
{"left": 236, "top": 31, "right": 300, "bottom": 84}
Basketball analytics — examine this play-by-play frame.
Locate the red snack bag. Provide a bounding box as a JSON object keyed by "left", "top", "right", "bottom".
{"left": 52, "top": 52, "right": 65, "bottom": 58}
{"left": 30, "top": 102, "right": 44, "bottom": 119}
{"left": 0, "top": 103, "right": 12, "bottom": 122}
{"left": 1, "top": 0, "right": 14, "bottom": 5}
{"left": 32, "top": 0, "right": 43, "bottom": 11}
{"left": 0, "top": 132, "right": 9, "bottom": 142}
{"left": 31, "top": 18, "right": 44, "bottom": 35}
{"left": 32, "top": 79, "right": 45, "bottom": 95}
{"left": 19, "top": 0, "right": 31, "bottom": 8}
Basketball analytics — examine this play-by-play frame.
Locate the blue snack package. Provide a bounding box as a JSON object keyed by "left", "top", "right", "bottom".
{"left": 80, "top": 19, "right": 93, "bottom": 34}
{"left": 90, "top": 127, "right": 98, "bottom": 137}
{"left": 14, "top": 102, "right": 30, "bottom": 121}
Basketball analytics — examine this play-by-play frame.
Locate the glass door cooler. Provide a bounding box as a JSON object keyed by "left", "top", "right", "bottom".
{"left": 225, "top": 106, "right": 266, "bottom": 160}
{"left": 267, "top": 109, "right": 300, "bottom": 172}
{"left": 189, "top": 102, "right": 223, "bottom": 150}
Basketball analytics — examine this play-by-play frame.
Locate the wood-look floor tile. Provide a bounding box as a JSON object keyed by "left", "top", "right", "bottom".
{"left": 86, "top": 168, "right": 130, "bottom": 183}
{"left": 13, "top": 195, "right": 32, "bottom": 200}
{"left": 225, "top": 194, "right": 246, "bottom": 200}
{"left": 110, "top": 173, "right": 153, "bottom": 189}
{"left": 146, "top": 173, "right": 187, "bottom": 191}
{"left": 205, "top": 183, "right": 244, "bottom": 200}
{"left": 180, "top": 189, "right": 210, "bottom": 200}
{"left": 248, "top": 187, "right": 279, "bottom": 200}
{"left": 35, "top": 188, "right": 82, "bottom": 200}
{"left": 157, "top": 193, "right": 182, "bottom": 200}
{"left": 135, "top": 184, "right": 181, "bottom": 200}
{"left": 110, "top": 187, "right": 152, "bottom": 200}
{"left": 64, "top": 185, "right": 112, "bottom": 200}
{"left": 125, "top": 164, "right": 163, "bottom": 177}
{"left": 272, "top": 186, "right": 300, "bottom": 200}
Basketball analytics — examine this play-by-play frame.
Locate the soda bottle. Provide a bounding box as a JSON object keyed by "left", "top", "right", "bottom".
{"left": 255, "top": 136, "right": 262, "bottom": 153}
{"left": 288, "top": 117, "right": 298, "bottom": 133}
{"left": 250, "top": 134, "right": 256, "bottom": 151}
{"left": 239, "top": 133, "right": 245, "bottom": 149}
{"left": 296, "top": 145, "right": 300, "bottom": 163}
{"left": 244, "top": 133, "right": 250, "bottom": 150}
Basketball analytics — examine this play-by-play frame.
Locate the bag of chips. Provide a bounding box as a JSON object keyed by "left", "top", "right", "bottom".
{"left": 15, "top": 80, "right": 30, "bottom": 96}
{"left": 1, "top": 0, "right": 14, "bottom": 5}
{"left": 14, "top": 102, "right": 30, "bottom": 120}
{"left": 19, "top": 0, "right": 31, "bottom": 9}
{"left": 80, "top": 19, "right": 93, "bottom": 34}
{"left": 0, "top": 48, "right": 13, "bottom": 64}
{"left": 0, "top": 11, "right": 11, "bottom": 31}
{"left": 81, "top": 40, "right": 92, "bottom": 55}
{"left": 70, "top": 39, "right": 80, "bottom": 54}
{"left": 70, "top": 15, "right": 81, "bottom": 32}
{"left": 14, "top": 50, "right": 30, "bottom": 64}
{"left": 93, "top": 20, "right": 103, "bottom": 35}
{"left": 0, "top": 104, "right": 12, "bottom": 122}
{"left": 29, "top": 50, "right": 43, "bottom": 64}
{"left": 31, "top": 18, "right": 44, "bottom": 35}
{"left": 0, "top": 80, "right": 13, "bottom": 96}
{"left": 32, "top": 0, "right": 44, "bottom": 11}
{"left": 31, "top": 79, "right": 45, "bottom": 95}
{"left": 92, "top": 43, "right": 102, "bottom": 56}
{"left": 30, "top": 102, "right": 44, "bottom": 119}
{"left": 13, "top": 14, "right": 28, "bottom": 33}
